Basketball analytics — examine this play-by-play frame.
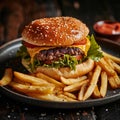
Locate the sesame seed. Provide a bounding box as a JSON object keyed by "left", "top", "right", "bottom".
{"left": 46, "top": 26, "right": 49, "bottom": 29}
{"left": 58, "top": 43, "right": 62, "bottom": 45}
{"left": 45, "top": 34, "right": 47, "bottom": 37}
{"left": 31, "top": 29, "right": 34, "bottom": 32}
{"left": 34, "top": 40, "right": 37, "bottom": 43}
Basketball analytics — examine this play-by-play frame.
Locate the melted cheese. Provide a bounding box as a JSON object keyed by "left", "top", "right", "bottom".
{"left": 27, "top": 38, "right": 90, "bottom": 61}
{"left": 72, "top": 38, "right": 90, "bottom": 55}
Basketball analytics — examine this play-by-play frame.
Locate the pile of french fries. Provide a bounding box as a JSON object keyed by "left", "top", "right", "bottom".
{"left": 0, "top": 51, "right": 120, "bottom": 102}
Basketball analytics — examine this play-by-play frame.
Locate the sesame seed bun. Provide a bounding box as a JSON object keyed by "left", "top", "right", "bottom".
{"left": 22, "top": 17, "right": 89, "bottom": 46}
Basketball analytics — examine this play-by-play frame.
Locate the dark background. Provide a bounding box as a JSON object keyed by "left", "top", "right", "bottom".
{"left": 0, "top": 0, "right": 120, "bottom": 45}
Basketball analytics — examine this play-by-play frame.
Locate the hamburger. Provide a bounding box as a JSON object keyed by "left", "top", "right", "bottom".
{"left": 17, "top": 17, "right": 103, "bottom": 80}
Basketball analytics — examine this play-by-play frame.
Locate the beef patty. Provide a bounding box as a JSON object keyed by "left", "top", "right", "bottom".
{"left": 35, "top": 47, "right": 85, "bottom": 64}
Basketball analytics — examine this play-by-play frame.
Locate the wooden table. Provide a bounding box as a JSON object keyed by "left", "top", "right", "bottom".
{"left": 0, "top": 0, "right": 120, "bottom": 120}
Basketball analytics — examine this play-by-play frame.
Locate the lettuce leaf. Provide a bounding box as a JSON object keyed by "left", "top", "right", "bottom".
{"left": 34, "top": 54, "right": 78, "bottom": 70}
{"left": 16, "top": 45, "right": 30, "bottom": 59}
{"left": 87, "top": 35, "right": 103, "bottom": 61}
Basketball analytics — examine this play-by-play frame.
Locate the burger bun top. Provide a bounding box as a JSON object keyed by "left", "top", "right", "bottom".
{"left": 22, "top": 17, "right": 89, "bottom": 46}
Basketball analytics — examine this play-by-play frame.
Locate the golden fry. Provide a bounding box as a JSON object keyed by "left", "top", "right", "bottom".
{"left": 92, "top": 85, "right": 101, "bottom": 98}
{"left": 108, "top": 76, "right": 118, "bottom": 89}
{"left": 98, "top": 58, "right": 115, "bottom": 75}
{"left": 27, "top": 93, "right": 68, "bottom": 102}
{"left": 0, "top": 68, "right": 13, "bottom": 86}
{"left": 100, "top": 71, "right": 108, "bottom": 97}
{"left": 64, "top": 79, "right": 89, "bottom": 92}
{"left": 13, "top": 77, "right": 30, "bottom": 85}
{"left": 63, "top": 92, "right": 77, "bottom": 99}
{"left": 111, "top": 60, "right": 120, "bottom": 73}
{"left": 103, "top": 51, "right": 120, "bottom": 64}
{"left": 36, "top": 72, "right": 65, "bottom": 87}
{"left": 104, "top": 57, "right": 120, "bottom": 73}
{"left": 53, "top": 86, "right": 63, "bottom": 95}
{"left": 113, "top": 73, "right": 120, "bottom": 87}
{"left": 57, "top": 94, "right": 77, "bottom": 102}
{"left": 83, "top": 65, "right": 101, "bottom": 101}
{"left": 104, "top": 57, "right": 114, "bottom": 70}
{"left": 60, "top": 76, "right": 87, "bottom": 85}
{"left": 14, "top": 71, "right": 51, "bottom": 86}
{"left": 9, "top": 81, "right": 55, "bottom": 94}
{"left": 87, "top": 71, "right": 93, "bottom": 80}
{"left": 78, "top": 82, "right": 88, "bottom": 101}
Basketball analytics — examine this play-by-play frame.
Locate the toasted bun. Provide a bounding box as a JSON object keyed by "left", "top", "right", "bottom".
{"left": 22, "top": 17, "right": 89, "bottom": 46}
{"left": 34, "top": 59, "right": 94, "bottom": 80}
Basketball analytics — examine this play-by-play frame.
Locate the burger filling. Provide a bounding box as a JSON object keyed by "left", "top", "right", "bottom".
{"left": 35, "top": 47, "right": 84, "bottom": 64}
{"left": 32, "top": 46, "right": 85, "bottom": 70}
{"left": 17, "top": 35, "right": 103, "bottom": 72}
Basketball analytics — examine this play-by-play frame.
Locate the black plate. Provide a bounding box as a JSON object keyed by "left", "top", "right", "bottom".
{"left": 0, "top": 37, "right": 120, "bottom": 109}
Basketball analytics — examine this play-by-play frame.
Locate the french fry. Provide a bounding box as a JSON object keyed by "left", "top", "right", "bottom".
{"left": 113, "top": 73, "right": 120, "bottom": 87}
{"left": 103, "top": 51, "right": 120, "bottom": 64}
{"left": 27, "top": 93, "right": 68, "bottom": 102}
{"left": 60, "top": 76, "right": 87, "bottom": 85}
{"left": 78, "top": 82, "right": 88, "bottom": 101}
{"left": 111, "top": 60, "right": 120, "bottom": 73}
{"left": 83, "top": 65, "right": 101, "bottom": 101}
{"left": 63, "top": 92, "right": 77, "bottom": 100}
{"left": 92, "top": 85, "right": 101, "bottom": 98}
{"left": 100, "top": 71, "right": 108, "bottom": 97}
{"left": 36, "top": 72, "right": 65, "bottom": 87}
{"left": 64, "top": 79, "right": 89, "bottom": 92}
{"left": 98, "top": 58, "right": 115, "bottom": 75}
{"left": 9, "top": 81, "right": 55, "bottom": 94}
{"left": 14, "top": 71, "right": 52, "bottom": 86}
{"left": 104, "top": 57, "right": 114, "bottom": 70}
{"left": 87, "top": 71, "right": 93, "bottom": 80}
{"left": 108, "top": 76, "right": 118, "bottom": 89}
{"left": 0, "top": 68, "right": 13, "bottom": 86}
{"left": 105, "top": 57, "right": 120, "bottom": 73}
{"left": 53, "top": 86, "right": 63, "bottom": 95}
{"left": 13, "top": 77, "right": 31, "bottom": 85}
{"left": 57, "top": 94, "right": 77, "bottom": 102}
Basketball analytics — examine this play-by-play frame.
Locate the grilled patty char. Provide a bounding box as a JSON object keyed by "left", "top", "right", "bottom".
{"left": 35, "top": 47, "right": 85, "bottom": 64}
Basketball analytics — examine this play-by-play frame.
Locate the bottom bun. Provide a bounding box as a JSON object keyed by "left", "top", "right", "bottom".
{"left": 35, "top": 59, "right": 94, "bottom": 80}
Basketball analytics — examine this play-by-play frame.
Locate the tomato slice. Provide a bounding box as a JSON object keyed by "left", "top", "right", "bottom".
{"left": 75, "top": 55, "right": 82, "bottom": 60}
{"left": 23, "top": 38, "right": 87, "bottom": 48}
{"left": 73, "top": 38, "right": 87, "bottom": 45}
{"left": 23, "top": 41, "right": 38, "bottom": 48}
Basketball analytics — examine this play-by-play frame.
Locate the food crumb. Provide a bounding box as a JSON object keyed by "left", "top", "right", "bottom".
{"left": 24, "top": 107, "right": 28, "bottom": 111}
{"left": 40, "top": 113, "right": 46, "bottom": 117}
{"left": 76, "top": 112, "right": 80, "bottom": 115}
{"left": 7, "top": 115, "right": 11, "bottom": 118}
{"left": 113, "top": 91, "right": 116, "bottom": 94}
{"left": 105, "top": 108, "right": 108, "bottom": 112}
{"left": 82, "top": 111, "right": 88, "bottom": 116}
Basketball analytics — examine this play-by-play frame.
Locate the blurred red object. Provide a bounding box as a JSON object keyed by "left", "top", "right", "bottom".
{"left": 93, "top": 20, "right": 120, "bottom": 43}
{"left": 94, "top": 21, "right": 120, "bottom": 35}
